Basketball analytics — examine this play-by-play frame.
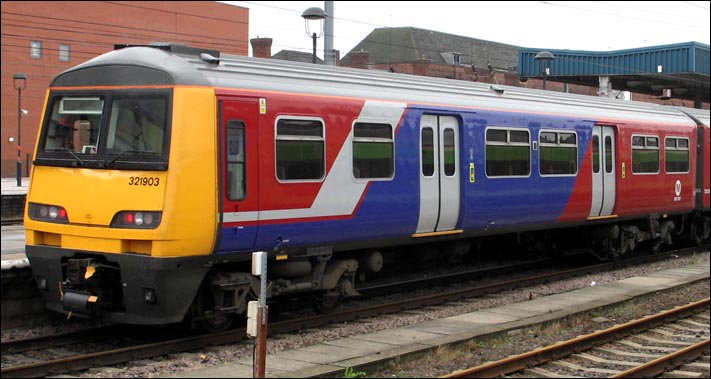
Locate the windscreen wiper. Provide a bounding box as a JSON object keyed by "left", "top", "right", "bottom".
{"left": 105, "top": 149, "right": 151, "bottom": 168}
{"left": 54, "top": 148, "right": 85, "bottom": 167}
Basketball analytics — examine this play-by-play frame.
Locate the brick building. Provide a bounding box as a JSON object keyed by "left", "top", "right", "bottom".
{"left": 1, "top": 1, "right": 248, "bottom": 178}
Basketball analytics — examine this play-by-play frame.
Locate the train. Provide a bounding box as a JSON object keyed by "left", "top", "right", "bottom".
{"left": 24, "top": 43, "right": 710, "bottom": 331}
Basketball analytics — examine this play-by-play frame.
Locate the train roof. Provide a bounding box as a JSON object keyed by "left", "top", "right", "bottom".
{"left": 52, "top": 43, "right": 709, "bottom": 127}
{"left": 674, "top": 106, "right": 711, "bottom": 127}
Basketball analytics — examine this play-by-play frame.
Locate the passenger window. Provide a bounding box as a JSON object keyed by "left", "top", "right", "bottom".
{"left": 275, "top": 119, "right": 324, "bottom": 181}
{"left": 485, "top": 128, "right": 530, "bottom": 177}
{"left": 226, "top": 121, "right": 245, "bottom": 200}
{"left": 604, "top": 136, "right": 613, "bottom": 174}
{"left": 421, "top": 128, "right": 435, "bottom": 176}
{"left": 353, "top": 122, "right": 394, "bottom": 179}
{"left": 632, "top": 135, "right": 659, "bottom": 174}
{"left": 665, "top": 137, "right": 689, "bottom": 173}
{"left": 539, "top": 131, "right": 577, "bottom": 176}
{"left": 443, "top": 129, "right": 456, "bottom": 176}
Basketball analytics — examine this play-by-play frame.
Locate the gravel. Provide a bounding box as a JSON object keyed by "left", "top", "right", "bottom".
{"left": 2, "top": 250, "right": 708, "bottom": 378}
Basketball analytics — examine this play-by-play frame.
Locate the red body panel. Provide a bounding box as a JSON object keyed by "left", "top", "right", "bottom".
{"left": 614, "top": 122, "right": 697, "bottom": 217}
{"left": 215, "top": 88, "right": 366, "bottom": 211}
{"left": 558, "top": 140, "right": 594, "bottom": 222}
{"left": 560, "top": 119, "right": 699, "bottom": 223}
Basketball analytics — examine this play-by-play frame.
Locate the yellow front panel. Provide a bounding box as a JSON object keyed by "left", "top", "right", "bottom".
{"left": 158, "top": 86, "right": 218, "bottom": 256}
{"left": 28, "top": 167, "right": 166, "bottom": 226}
{"left": 25, "top": 86, "right": 218, "bottom": 258}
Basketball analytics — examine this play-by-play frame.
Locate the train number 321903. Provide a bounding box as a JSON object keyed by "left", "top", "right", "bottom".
{"left": 129, "top": 177, "right": 160, "bottom": 186}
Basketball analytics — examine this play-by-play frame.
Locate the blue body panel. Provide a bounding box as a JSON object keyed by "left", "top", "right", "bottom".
{"left": 217, "top": 106, "right": 595, "bottom": 254}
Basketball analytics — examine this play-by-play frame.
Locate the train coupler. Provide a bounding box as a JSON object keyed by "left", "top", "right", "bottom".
{"left": 61, "top": 290, "right": 100, "bottom": 314}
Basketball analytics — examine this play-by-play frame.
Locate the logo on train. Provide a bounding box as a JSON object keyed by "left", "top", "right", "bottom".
{"left": 674, "top": 180, "right": 682, "bottom": 202}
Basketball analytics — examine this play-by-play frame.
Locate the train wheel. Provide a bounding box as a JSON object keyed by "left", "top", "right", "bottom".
{"left": 196, "top": 310, "right": 235, "bottom": 333}
{"left": 690, "top": 216, "right": 710, "bottom": 246}
{"left": 191, "top": 280, "right": 236, "bottom": 333}
{"left": 309, "top": 288, "right": 342, "bottom": 314}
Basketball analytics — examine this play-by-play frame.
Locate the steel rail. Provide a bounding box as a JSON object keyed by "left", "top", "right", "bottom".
{"left": 2, "top": 247, "right": 705, "bottom": 377}
{"left": 441, "top": 298, "right": 710, "bottom": 378}
{"left": 610, "top": 339, "right": 710, "bottom": 378}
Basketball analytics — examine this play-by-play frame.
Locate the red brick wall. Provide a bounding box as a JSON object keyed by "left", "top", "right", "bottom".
{"left": 1, "top": 1, "right": 248, "bottom": 178}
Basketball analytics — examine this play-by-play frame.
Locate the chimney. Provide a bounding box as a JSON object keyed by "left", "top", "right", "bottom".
{"left": 251, "top": 38, "right": 272, "bottom": 58}
{"left": 412, "top": 57, "right": 431, "bottom": 76}
{"left": 351, "top": 50, "right": 370, "bottom": 69}
{"left": 333, "top": 49, "right": 340, "bottom": 66}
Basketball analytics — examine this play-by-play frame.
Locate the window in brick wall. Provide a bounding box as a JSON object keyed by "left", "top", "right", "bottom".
{"left": 30, "top": 41, "right": 41, "bottom": 59}
{"left": 59, "top": 44, "right": 70, "bottom": 62}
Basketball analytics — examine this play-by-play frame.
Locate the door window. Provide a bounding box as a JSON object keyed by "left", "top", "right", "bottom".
{"left": 226, "top": 121, "right": 245, "bottom": 200}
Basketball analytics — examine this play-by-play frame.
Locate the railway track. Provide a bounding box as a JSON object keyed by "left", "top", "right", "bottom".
{"left": 1, "top": 246, "right": 705, "bottom": 378}
{"left": 443, "top": 299, "right": 710, "bottom": 378}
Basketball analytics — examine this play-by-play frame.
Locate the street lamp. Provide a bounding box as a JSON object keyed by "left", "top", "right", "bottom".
{"left": 301, "top": 6, "right": 327, "bottom": 64}
{"left": 534, "top": 51, "right": 555, "bottom": 90}
{"left": 13, "top": 73, "right": 27, "bottom": 187}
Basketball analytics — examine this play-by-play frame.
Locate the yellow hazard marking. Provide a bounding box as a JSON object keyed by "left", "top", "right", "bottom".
{"left": 412, "top": 229, "right": 464, "bottom": 238}
{"left": 586, "top": 215, "right": 619, "bottom": 221}
{"left": 84, "top": 266, "right": 96, "bottom": 279}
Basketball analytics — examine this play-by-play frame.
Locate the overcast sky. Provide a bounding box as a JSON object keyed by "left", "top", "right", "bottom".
{"left": 222, "top": 1, "right": 710, "bottom": 59}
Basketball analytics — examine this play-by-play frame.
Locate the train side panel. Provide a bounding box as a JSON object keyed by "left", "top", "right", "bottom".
{"left": 215, "top": 92, "right": 420, "bottom": 254}
{"left": 458, "top": 108, "right": 591, "bottom": 231}
{"left": 614, "top": 121, "right": 697, "bottom": 217}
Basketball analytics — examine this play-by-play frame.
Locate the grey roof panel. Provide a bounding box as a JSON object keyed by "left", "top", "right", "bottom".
{"left": 52, "top": 44, "right": 706, "bottom": 128}
{"left": 51, "top": 46, "right": 212, "bottom": 87}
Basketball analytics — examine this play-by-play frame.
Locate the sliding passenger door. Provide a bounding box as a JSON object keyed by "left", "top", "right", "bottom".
{"left": 417, "top": 115, "right": 460, "bottom": 233}
{"left": 589, "top": 125, "right": 616, "bottom": 218}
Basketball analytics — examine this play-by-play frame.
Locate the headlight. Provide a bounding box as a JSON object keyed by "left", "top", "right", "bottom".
{"left": 111, "top": 211, "right": 162, "bottom": 229}
{"left": 28, "top": 203, "right": 69, "bottom": 224}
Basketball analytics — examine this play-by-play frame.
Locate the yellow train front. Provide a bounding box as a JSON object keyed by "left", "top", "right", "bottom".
{"left": 24, "top": 44, "right": 222, "bottom": 325}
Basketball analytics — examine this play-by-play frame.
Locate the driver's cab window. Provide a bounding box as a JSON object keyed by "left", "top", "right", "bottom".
{"left": 42, "top": 97, "right": 102, "bottom": 154}
{"left": 107, "top": 98, "right": 165, "bottom": 153}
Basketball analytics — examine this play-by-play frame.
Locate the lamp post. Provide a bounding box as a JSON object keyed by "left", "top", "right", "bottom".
{"left": 534, "top": 51, "right": 555, "bottom": 90}
{"left": 13, "top": 73, "right": 27, "bottom": 187}
{"left": 301, "top": 6, "right": 327, "bottom": 64}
